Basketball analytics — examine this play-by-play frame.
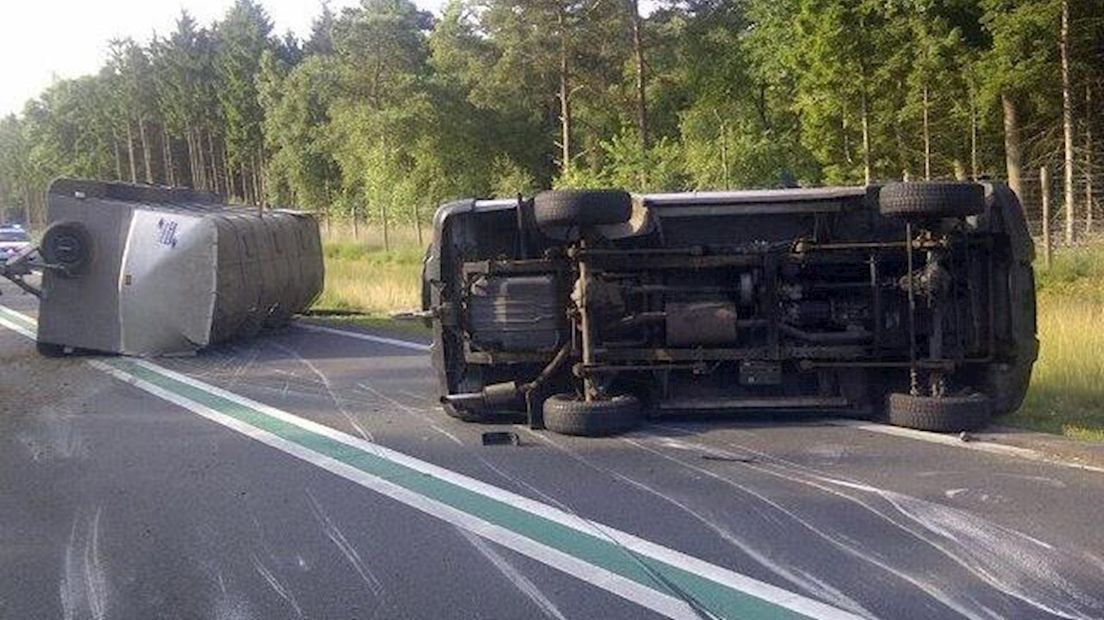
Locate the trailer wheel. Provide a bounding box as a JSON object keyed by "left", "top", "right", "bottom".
{"left": 543, "top": 393, "right": 641, "bottom": 437}
{"left": 887, "top": 392, "right": 991, "bottom": 432}
{"left": 879, "top": 182, "right": 984, "bottom": 219}
{"left": 533, "top": 190, "right": 632, "bottom": 228}
{"left": 40, "top": 220, "right": 93, "bottom": 276}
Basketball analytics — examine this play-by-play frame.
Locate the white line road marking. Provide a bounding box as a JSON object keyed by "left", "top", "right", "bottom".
{"left": 827, "top": 420, "right": 1104, "bottom": 475}
{"left": 0, "top": 312, "right": 35, "bottom": 338}
{"left": 295, "top": 322, "right": 430, "bottom": 352}
{"left": 0, "top": 304, "right": 859, "bottom": 620}
{"left": 87, "top": 360, "right": 730, "bottom": 620}
{"left": 127, "top": 357, "right": 854, "bottom": 619}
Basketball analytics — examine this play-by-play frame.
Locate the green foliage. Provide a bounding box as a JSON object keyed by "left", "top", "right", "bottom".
{"left": 491, "top": 155, "right": 538, "bottom": 197}
{"left": 557, "top": 128, "right": 686, "bottom": 192}
{"left": 215, "top": 0, "right": 272, "bottom": 166}
{"left": 0, "top": 0, "right": 1101, "bottom": 230}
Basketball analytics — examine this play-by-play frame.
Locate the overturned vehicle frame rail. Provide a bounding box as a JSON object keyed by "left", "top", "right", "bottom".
{"left": 1, "top": 179, "right": 324, "bottom": 356}
{"left": 421, "top": 182, "right": 1037, "bottom": 436}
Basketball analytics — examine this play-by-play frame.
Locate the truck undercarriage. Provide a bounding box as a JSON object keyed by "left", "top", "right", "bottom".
{"left": 422, "top": 182, "right": 1037, "bottom": 436}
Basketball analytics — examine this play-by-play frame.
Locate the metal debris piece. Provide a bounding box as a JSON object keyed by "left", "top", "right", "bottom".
{"left": 481, "top": 431, "right": 521, "bottom": 446}
{"left": 700, "top": 453, "right": 755, "bottom": 463}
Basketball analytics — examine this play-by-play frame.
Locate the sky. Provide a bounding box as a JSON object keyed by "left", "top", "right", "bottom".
{"left": 0, "top": 0, "right": 451, "bottom": 117}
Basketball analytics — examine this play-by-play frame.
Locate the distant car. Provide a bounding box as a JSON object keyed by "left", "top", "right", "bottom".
{"left": 421, "top": 182, "right": 1037, "bottom": 436}
{"left": 0, "top": 225, "right": 31, "bottom": 261}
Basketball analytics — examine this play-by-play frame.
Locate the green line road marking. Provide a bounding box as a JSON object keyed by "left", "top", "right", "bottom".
{"left": 111, "top": 357, "right": 811, "bottom": 619}
{"left": 0, "top": 304, "right": 861, "bottom": 620}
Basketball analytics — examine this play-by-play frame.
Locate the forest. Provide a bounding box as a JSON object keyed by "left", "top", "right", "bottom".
{"left": 0, "top": 0, "right": 1102, "bottom": 243}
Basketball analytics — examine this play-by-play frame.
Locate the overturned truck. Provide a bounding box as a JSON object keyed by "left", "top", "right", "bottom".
{"left": 1, "top": 179, "right": 324, "bottom": 356}
{"left": 421, "top": 182, "right": 1037, "bottom": 435}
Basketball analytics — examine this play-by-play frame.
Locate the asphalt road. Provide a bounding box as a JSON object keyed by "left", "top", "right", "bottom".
{"left": 2, "top": 280, "right": 1104, "bottom": 620}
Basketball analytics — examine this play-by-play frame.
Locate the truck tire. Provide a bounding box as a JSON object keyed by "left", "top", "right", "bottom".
{"left": 543, "top": 393, "right": 641, "bottom": 437}
{"left": 533, "top": 190, "right": 632, "bottom": 228}
{"left": 879, "top": 182, "right": 984, "bottom": 219}
{"left": 40, "top": 220, "right": 93, "bottom": 276}
{"left": 887, "top": 392, "right": 991, "bottom": 432}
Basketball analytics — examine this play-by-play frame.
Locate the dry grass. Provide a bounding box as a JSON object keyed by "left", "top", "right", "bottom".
{"left": 314, "top": 225, "right": 424, "bottom": 316}
{"left": 1007, "top": 244, "right": 1104, "bottom": 441}
{"left": 319, "top": 219, "right": 428, "bottom": 250}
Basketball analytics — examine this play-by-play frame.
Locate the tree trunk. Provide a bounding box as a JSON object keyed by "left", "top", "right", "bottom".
{"left": 710, "top": 110, "right": 728, "bottom": 188}
{"left": 893, "top": 89, "right": 909, "bottom": 181}
{"left": 196, "top": 127, "right": 209, "bottom": 191}
{"left": 922, "top": 85, "right": 931, "bottom": 180}
{"left": 162, "top": 126, "right": 174, "bottom": 186}
{"left": 138, "top": 117, "right": 153, "bottom": 184}
{"left": 970, "top": 99, "right": 979, "bottom": 180}
{"left": 628, "top": 0, "right": 648, "bottom": 152}
{"left": 1041, "top": 166, "right": 1052, "bottom": 268}
{"left": 1060, "top": 0, "right": 1075, "bottom": 244}
{"left": 184, "top": 123, "right": 197, "bottom": 188}
{"left": 223, "top": 144, "right": 235, "bottom": 202}
{"left": 112, "top": 129, "right": 123, "bottom": 181}
{"left": 1087, "top": 83, "right": 1094, "bottom": 234}
{"left": 413, "top": 202, "right": 423, "bottom": 247}
{"left": 22, "top": 181, "right": 33, "bottom": 228}
{"left": 380, "top": 200, "right": 390, "bottom": 252}
{"left": 125, "top": 121, "right": 138, "bottom": 183}
{"left": 241, "top": 163, "right": 251, "bottom": 205}
{"left": 188, "top": 126, "right": 202, "bottom": 189}
{"left": 842, "top": 112, "right": 851, "bottom": 165}
{"left": 1001, "top": 93, "right": 1023, "bottom": 200}
{"left": 557, "top": 7, "right": 573, "bottom": 177}
{"left": 207, "top": 130, "right": 220, "bottom": 195}
{"left": 252, "top": 148, "right": 262, "bottom": 204}
{"left": 860, "top": 90, "right": 871, "bottom": 185}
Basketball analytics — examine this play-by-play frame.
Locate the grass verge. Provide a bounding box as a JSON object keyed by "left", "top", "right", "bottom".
{"left": 315, "top": 241, "right": 422, "bottom": 317}
{"left": 1006, "top": 244, "right": 1104, "bottom": 441}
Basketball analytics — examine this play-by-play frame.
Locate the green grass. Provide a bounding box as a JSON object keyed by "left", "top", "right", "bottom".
{"left": 316, "top": 225, "right": 1104, "bottom": 442}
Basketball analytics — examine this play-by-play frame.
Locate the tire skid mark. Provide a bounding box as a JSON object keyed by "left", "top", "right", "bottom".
{"left": 268, "top": 342, "right": 375, "bottom": 442}
{"left": 60, "top": 505, "right": 109, "bottom": 620}
{"left": 525, "top": 430, "right": 877, "bottom": 619}
{"left": 304, "top": 490, "right": 387, "bottom": 601}
{"left": 355, "top": 381, "right": 565, "bottom": 507}
{"left": 640, "top": 428, "right": 1104, "bottom": 620}
{"left": 143, "top": 327, "right": 1098, "bottom": 619}
{"left": 657, "top": 429, "right": 1101, "bottom": 616}
{"left": 226, "top": 343, "right": 264, "bottom": 390}
{"left": 250, "top": 554, "right": 304, "bottom": 619}
{"left": 352, "top": 381, "right": 724, "bottom": 619}
{"left": 209, "top": 567, "right": 258, "bottom": 620}
{"left": 917, "top": 471, "right": 1069, "bottom": 489}
{"left": 454, "top": 527, "right": 569, "bottom": 620}
{"left": 623, "top": 436, "right": 998, "bottom": 620}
